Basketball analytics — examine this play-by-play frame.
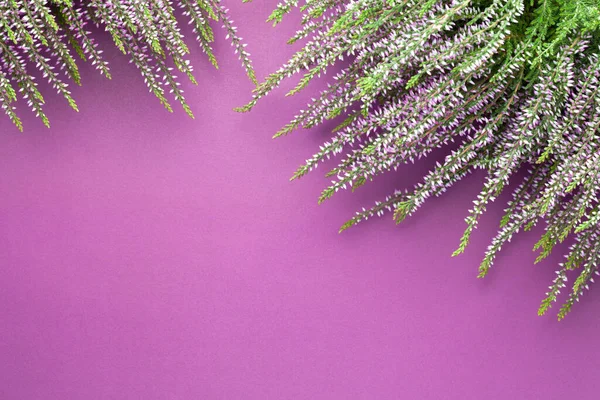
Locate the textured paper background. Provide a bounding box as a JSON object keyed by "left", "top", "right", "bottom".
{"left": 2, "top": 2, "right": 600, "bottom": 399}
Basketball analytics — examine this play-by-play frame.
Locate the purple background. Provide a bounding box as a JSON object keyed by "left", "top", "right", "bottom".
{"left": 2, "top": 2, "right": 600, "bottom": 399}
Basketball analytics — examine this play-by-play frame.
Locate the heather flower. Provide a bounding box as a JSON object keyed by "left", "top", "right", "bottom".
{"left": 242, "top": 0, "right": 600, "bottom": 319}
{"left": 0, "top": 0, "right": 256, "bottom": 130}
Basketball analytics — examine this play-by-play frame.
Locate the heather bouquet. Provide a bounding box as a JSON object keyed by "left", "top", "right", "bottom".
{"left": 241, "top": 0, "right": 600, "bottom": 319}
{"left": 0, "top": 0, "right": 255, "bottom": 129}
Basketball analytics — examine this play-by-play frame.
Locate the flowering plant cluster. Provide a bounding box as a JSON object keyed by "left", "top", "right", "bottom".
{"left": 0, "top": 0, "right": 255, "bottom": 130}
{"left": 241, "top": 0, "right": 600, "bottom": 319}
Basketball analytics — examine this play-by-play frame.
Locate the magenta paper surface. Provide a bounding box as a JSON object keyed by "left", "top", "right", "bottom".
{"left": 2, "top": 2, "right": 600, "bottom": 399}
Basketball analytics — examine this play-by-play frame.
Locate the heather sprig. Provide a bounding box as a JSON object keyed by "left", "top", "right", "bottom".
{"left": 242, "top": 0, "right": 600, "bottom": 319}
{"left": 0, "top": 0, "right": 256, "bottom": 130}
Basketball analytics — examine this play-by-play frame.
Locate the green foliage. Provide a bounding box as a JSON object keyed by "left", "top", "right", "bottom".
{"left": 243, "top": 0, "right": 600, "bottom": 319}
{"left": 0, "top": 0, "right": 255, "bottom": 130}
